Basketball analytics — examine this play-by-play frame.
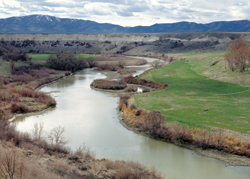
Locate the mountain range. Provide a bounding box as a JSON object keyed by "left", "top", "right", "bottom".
{"left": 0, "top": 15, "right": 250, "bottom": 33}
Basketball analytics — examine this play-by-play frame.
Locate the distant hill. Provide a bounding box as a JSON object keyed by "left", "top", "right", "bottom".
{"left": 0, "top": 15, "right": 250, "bottom": 33}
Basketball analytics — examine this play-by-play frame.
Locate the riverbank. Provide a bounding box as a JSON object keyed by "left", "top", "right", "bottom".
{"left": 0, "top": 120, "right": 164, "bottom": 179}
{"left": 0, "top": 69, "right": 71, "bottom": 120}
{"left": 89, "top": 56, "right": 250, "bottom": 166}
{"left": 92, "top": 64, "right": 250, "bottom": 166}
{"left": 118, "top": 107, "right": 250, "bottom": 167}
{"left": 13, "top": 62, "right": 250, "bottom": 179}
{"left": 0, "top": 56, "right": 169, "bottom": 178}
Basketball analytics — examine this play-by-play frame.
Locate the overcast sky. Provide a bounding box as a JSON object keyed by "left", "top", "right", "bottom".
{"left": 0, "top": 0, "right": 249, "bottom": 26}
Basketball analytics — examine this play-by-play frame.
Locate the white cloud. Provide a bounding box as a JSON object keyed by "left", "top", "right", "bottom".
{"left": 0, "top": 0, "right": 250, "bottom": 26}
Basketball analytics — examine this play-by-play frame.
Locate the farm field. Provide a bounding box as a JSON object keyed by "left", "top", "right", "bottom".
{"left": 175, "top": 51, "right": 250, "bottom": 86}
{"left": 28, "top": 54, "right": 99, "bottom": 65}
{"left": 0, "top": 59, "right": 29, "bottom": 76}
{"left": 0, "top": 53, "right": 99, "bottom": 77}
{"left": 135, "top": 51, "right": 250, "bottom": 134}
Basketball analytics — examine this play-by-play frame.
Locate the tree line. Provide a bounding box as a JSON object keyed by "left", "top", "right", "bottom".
{"left": 46, "top": 53, "right": 98, "bottom": 71}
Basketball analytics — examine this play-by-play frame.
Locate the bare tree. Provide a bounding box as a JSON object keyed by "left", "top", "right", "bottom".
{"left": 86, "top": 58, "right": 98, "bottom": 68}
{"left": 150, "top": 60, "right": 164, "bottom": 68}
{"left": 48, "top": 126, "right": 68, "bottom": 147}
{"left": 224, "top": 38, "right": 250, "bottom": 72}
{"left": 117, "top": 60, "right": 126, "bottom": 69}
{"left": 74, "top": 143, "right": 95, "bottom": 158}
{"left": 32, "top": 122, "right": 44, "bottom": 142}
{"left": 10, "top": 57, "right": 15, "bottom": 75}
{"left": 0, "top": 150, "right": 17, "bottom": 179}
{"left": 212, "top": 129, "right": 224, "bottom": 150}
{"left": 0, "top": 77, "right": 3, "bottom": 89}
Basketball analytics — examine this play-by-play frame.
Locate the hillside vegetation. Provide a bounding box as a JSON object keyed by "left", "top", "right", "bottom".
{"left": 135, "top": 52, "right": 250, "bottom": 134}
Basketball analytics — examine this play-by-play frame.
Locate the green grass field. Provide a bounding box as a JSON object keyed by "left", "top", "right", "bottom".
{"left": 135, "top": 52, "right": 250, "bottom": 134}
{"left": 28, "top": 54, "right": 99, "bottom": 60}
{"left": 0, "top": 54, "right": 99, "bottom": 77}
{"left": 0, "top": 60, "right": 30, "bottom": 76}
{"left": 175, "top": 51, "right": 250, "bottom": 87}
{"left": 27, "top": 54, "right": 99, "bottom": 66}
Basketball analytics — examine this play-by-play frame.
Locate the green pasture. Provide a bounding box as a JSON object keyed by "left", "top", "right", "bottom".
{"left": 175, "top": 51, "right": 250, "bottom": 87}
{"left": 135, "top": 52, "right": 250, "bottom": 134}
{"left": 0, "top": 60, "right": 29, "bottom": 76}
{"left": 28, "top": 54, "right": 99, "bottom": 66}
{"left": 0, "top": 54, "right": 99, "bottom": 77}
{"left": 28, "top": 54, "right": 99, "bottom": 60}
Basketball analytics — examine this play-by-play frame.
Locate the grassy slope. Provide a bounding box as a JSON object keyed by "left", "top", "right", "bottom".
{"left": 135, "top": 52, "right": 250, "bottom": 134}
{"left": 175, "top": 51, "right": 250, "bottom": 86}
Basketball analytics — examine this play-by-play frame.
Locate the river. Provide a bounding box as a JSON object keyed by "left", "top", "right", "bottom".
{"left": 14, "top": 58, "right": 250, "bottom": 179}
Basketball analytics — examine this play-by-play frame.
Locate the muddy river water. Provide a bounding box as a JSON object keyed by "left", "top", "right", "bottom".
{"left": 14, "top": 58, "right": 250, "bottom": 179}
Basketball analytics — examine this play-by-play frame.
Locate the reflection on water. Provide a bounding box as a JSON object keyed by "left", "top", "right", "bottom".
{"left": 14, "top": 59, "right": 250, "bottom": 179}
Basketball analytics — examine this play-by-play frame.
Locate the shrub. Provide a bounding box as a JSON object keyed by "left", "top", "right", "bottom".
{"left": 124, "top": 86, "right": 137, "bottom": 92}
{"left": 0, "top": 77, "right": 3, "bottom": 89}
{"left": 150, "top": 60, "right": 165, "bottom": 68}
{"left": 124, "top": 75, "right": 168, "bottom": 90}
{"left": 86, "top": 57, "right": 98, "bottom": 68}
{"left": 11, "top": 103, "right": 30, "bottom": 113}
{"left": 91, "top": 79, "right": 127, "bottom": 90}
{"left": 130, "top": 103, "right": 137, "bottom": 110}
{"left": 121, "top": 103, "right": 250, "bottom": 157}
{"left": 135, "top": 59, "right": 148, "bottom": 66}
{"left": 74, "top": 143, "right": 95, "bottom": 159}
{"left": 118, "top": 94, "right": 131, "bottom": 111}
{"left": 210, "top": 61, "right": 219, "bottom": 66}
{"left": 168, "top": 57, "right": 176, "bottom": 63}
{"left": 135, "top": 110, "right": 142, "bottom": 116}
{"left": 142, "top": 88, "right": 150, "bottom": 93}
{"left": 117, "top": 60, "right": 126, "bottom": 69}
{"left": 46, "top": 53, "right": 90, "bottom": 71}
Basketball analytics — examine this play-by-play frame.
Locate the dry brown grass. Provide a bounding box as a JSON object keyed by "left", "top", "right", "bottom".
{"left": 0, "top": 147, "right": 61, "bottom": 179}
{"left": 95, "top": 55, "right": 138, "bottom": 65}
{"left": 0, "top": 64, "right": 70, "bottom": 120}
{"left": 74, "top": 143, "right": 95, "bottom": 159}
{"left": 102, "top": 160, "right": 163, "bottom": 179}
{"left": 0, "top": 119, "right": 165, "bottom": 179}
{"left": 0, "top": 88, "right": 56, "bottom": 120}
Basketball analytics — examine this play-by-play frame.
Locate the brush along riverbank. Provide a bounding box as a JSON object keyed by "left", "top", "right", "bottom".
{"left": 0, "top": 60, "right": 166, "bottom": 178}
{"left": 12, "top": 58, "right": 250, "bottom": 179}
{"left": 0, "top": 120, "right": 164, "bottom": 179}
{"left": 118, "top": 103, "right": 250, "bottom": 167}
{"left": 91, "top": 70, "right": 250, "bottom": 166}
{"left": 0, "top": 68, "right": 71, "bottom": 120}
